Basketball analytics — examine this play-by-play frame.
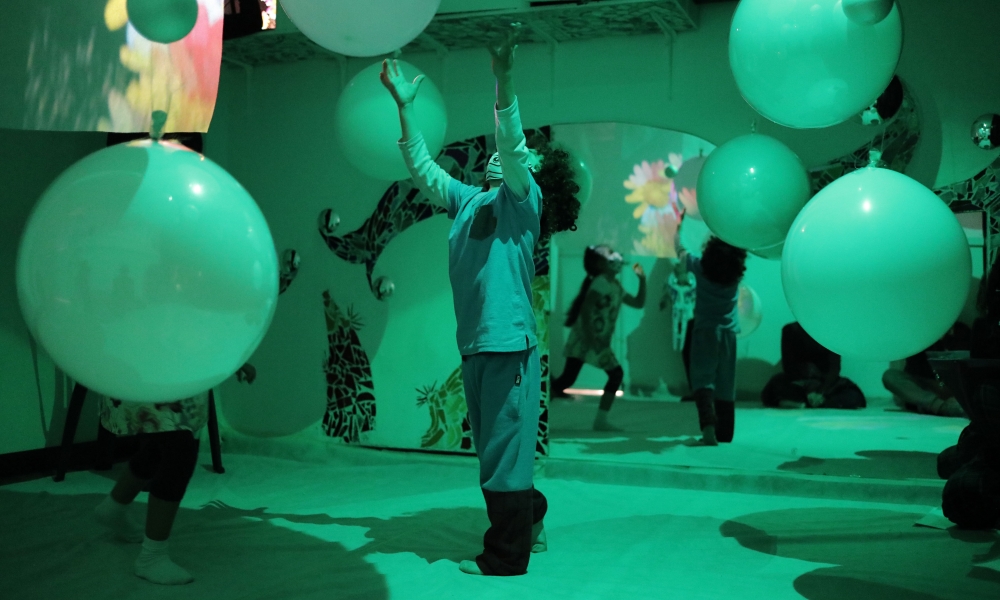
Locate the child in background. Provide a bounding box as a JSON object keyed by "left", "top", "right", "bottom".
{"left": 671, "top": 224, "right": 747, "bottom": 445}
{"left": 552, "top": 245, "right": 646, "bottom": 431}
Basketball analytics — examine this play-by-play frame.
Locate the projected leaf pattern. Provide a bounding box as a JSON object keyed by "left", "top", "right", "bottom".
{"left": 321, "top": 292, "right": 376, "bottom": 443}
{"left": 416, "top": 367, "right": 474, "bottom": 452}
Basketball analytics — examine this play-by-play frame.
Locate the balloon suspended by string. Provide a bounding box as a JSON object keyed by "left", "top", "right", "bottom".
{"left": 782, "top": 165, "right": 971, "bottom": 361}
{"left": 842, "top": 0, "right": 896, "bottom": 26}
{"left": 737, "top": 284, "right": 763, "bottom": 339}
{"left": 279, "top": 0, "right": 441, "bottom": 57}
{"left": 729, "top": 0, "right": 903, "bottom": 129}
{"left": 336, "top": 60, "right": 447, "bottom": 181}
{"left": 127, "top": 0, "right": 199, "bottom": 44}
{"left": 697, "top": 134, "right": 811, "bottom": 251}
{"left": 571, "top": 153, "right": 593, "bottom": 207}
{"left": 17, "top": 111, "right": 278, "bottom": 403}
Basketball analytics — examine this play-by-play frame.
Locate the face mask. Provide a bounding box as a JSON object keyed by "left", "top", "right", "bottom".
{"left": 485, "top": 152, "right": 503, "bottom": 182}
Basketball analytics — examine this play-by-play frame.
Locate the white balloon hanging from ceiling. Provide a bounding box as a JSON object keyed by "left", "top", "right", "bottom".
{"left": 16, "top": 138, "right": 278, "bottom": 403}
{"left": 782, "top": 167, "right": 972, "bottom": 362}
{"left": 278, "top": 0, "right": 442, "bottom": 57}
{"left": 728, "top": 0, "right": 903, "bottom": 129}
{"left": 127, "top": 0, "right": 199, "bottom": 44}
{"left": 842, "top": 0, "right": 896, "bottom": 25}
{"left": 696, "top": 134, "right": 811, "bottom": 251}
{"left": 335, "top": 60, "right": 447, "bottom": 181}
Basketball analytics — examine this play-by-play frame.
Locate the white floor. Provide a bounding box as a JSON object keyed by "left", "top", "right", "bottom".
{"left": 2, "top": 444, "right": 998, "bottom": 600}
{"left": 550, "top": 396, "right": 966, "bottom": 480}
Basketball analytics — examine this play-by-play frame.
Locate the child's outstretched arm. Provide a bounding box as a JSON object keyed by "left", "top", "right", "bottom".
{"left": 623, "top": 263, "right": 647, "bottom": 308}
{"left": 489, "top": 26, "right": 533, "bottom": 203}
{"left": 382, "top": 59, "right": 450, "bottom": 209}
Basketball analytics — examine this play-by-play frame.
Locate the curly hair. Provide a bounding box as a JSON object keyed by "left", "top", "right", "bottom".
{"left": 564, "top": 245, "right": 610, "bottom": 327}
{"left": 700, "top": 237, "right": 747, "bottom": 287}
{"left": 529, "top": 135, "right": 582, "bottom": 240}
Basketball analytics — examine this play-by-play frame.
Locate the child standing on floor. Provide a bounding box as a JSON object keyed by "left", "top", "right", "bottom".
{"left": 383, "top": 26, "right": 579, "bottom": 576}
{"left": 552, "top": 245, "right": 646, "bottom": 431}
{"left": 93, "top": 395, "right": 208, "bottom": 585}
{"left": 670, "top": 222, "right": 747, "bottom": 445}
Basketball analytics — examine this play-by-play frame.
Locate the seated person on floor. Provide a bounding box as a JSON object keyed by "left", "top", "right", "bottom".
{"left": 882, "top": 322, "right": 970, "bottom": 418}
{"left": 761, "top": 322, "right": 866, "bottom": 409}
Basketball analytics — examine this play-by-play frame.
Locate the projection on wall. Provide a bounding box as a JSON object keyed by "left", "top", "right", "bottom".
{"left": 0, "top": 0, "right": 223, "bottom": 132}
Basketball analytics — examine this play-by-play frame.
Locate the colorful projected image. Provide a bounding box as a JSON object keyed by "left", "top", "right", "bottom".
{"left": 5, "top": 1, "right": 223, "bottom": 133}
{"left": 552, "top": 123, "right": 714, "bottom": 259}
{"left": 102, "top": 0, "right": 224, "bottom": 133}
{"left": 625, "top": 156, "right": 683, "bottom": 258}
{"left": 261, "top": 0, "right": 278, "bottom": 29}
{"left": 624, "top": 152, "right": 709, "bottom": 258}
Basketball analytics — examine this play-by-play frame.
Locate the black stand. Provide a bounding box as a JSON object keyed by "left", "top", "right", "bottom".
{"left": 54, "top": 384, "right": 225, "bottom": 481}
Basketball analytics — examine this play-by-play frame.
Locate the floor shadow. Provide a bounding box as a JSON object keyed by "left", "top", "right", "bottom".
{"left": 0, "top": 490, "right": 389, "bottom": 600}
{"left": 549, "top": 398, "right": 700, "bottom": 438}
{"left": 328, "top": 508, "right": 487, "bottom": 564}
{"left": 571, "top": 436, "right": 700, "bottom": 456}
{"left": 721, "top": 507, "right": 1000, "bottom": 600}
{"left": 776, "top": 450, "right": 940, "bottom": 480}
{"left": 198, "top": 501, "right": 488, "bottom": 565}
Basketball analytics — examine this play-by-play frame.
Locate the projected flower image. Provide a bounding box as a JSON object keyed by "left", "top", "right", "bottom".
{"left": 101, "top": 0, "right": 224, "bottom": 133}
{"left": 624, "top": 156, "right": 684, "bottom": 258}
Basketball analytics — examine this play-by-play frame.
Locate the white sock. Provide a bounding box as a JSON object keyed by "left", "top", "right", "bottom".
{"left": 134, "top": 537, "right": 194, "bottom": 585}
{"left": 531, "top": 521, "right": 548, "bottom": 553}
{"left": 459, "top": 559, "right": 484, "bottom": 575}
{"left": 94, "top": 496, "right": 143, "bottom": 543}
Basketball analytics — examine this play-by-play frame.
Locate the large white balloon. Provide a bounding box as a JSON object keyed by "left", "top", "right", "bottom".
{"left": 842, "top": 0, "right": 895, "bottom": 25}
{"left": 697, "top": 134, "right": 811, "bottom": 251}
{"left": 737, "top": 284, "right": 763, "bottom": 339}
{"left": 782, "top": 168, "right": 972, "bottom": 361}
{"left": 127, "top": 0, "right": 199, "bottom": 44}
{"left": 336, "top": 60, "right": 447, "bottom": 181}
{"left": 571, "top": 153, "right": 593, "bottom": 206}
{"left": 279, "top": 0, "right": 441, "bottom": 57}
{"left": 729, "top": 0, "right": 903, "bottom": 129}
{"left": 17, "top": 140, "right": 278, "bottom": 403}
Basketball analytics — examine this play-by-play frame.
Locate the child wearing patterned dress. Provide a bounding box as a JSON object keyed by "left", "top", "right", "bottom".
{"left": 552, "top": 245, "right": 646, "bottom": 431}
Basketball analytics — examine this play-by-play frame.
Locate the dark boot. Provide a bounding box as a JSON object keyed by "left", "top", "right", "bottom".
{"left": 715, "top": 400, "right": 735, "bottom": 443}
{"left": 474, "top": 488, "right": 535, "bottom": 576}
{"left": 694, "top": 389, "right": 717, "bottom": 446}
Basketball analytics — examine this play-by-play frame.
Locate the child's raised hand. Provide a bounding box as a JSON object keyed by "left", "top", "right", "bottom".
{"left": 379, "top": 59, "right": 425, "bottom": 107}
{"left": 488, "top": 24, "right": 521, "bottom": 77}
{"left": 633, "top": 263, "right": 645, "bottom": 277}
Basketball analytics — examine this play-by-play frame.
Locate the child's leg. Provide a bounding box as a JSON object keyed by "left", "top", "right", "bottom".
{"left": 459, "top": 349, "right": 541, "bottom": 576}
{"left": 134, "top": 431, "right": 199, "bottom": 586}
{"left": 714, "top": 330, "right": 738, "bottom": 443}
{"left": 551, "top": 357, "right": 584, "bottom": 397}
{"left": 689, "top": 327, "right": 720, "bottom": 445}
{"left": 593, "top": 366, "right": 624, "bottom": 431}
{"left": 882, "top": 369, "right": 961, "bottom": 416}
{"left": 95, "top": 437, "right": 157, "bottom": 543}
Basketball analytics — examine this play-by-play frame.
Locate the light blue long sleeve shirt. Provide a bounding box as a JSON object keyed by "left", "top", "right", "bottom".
{"left": 400, "top": 98, "right": 542, "bottom": 355}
